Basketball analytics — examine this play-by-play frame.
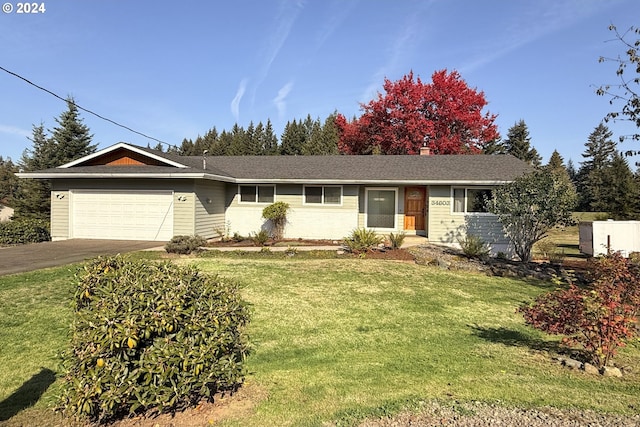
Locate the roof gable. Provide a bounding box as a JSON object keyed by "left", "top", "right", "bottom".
{"left": 60, "top": 143, "right": 188, "bottom": 169}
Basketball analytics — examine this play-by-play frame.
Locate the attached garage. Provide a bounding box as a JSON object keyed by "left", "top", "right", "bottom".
{"left": 70, "top": 190, "right": 174, "bottom": 241}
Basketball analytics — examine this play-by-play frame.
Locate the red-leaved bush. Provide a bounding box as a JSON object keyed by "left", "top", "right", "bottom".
{"left": 519, "top": 252, "right": 640, "bottom": 368}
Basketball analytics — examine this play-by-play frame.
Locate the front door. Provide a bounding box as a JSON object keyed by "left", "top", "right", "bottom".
{"left": 403, "top": 187, "right": 426, "bottom": 232}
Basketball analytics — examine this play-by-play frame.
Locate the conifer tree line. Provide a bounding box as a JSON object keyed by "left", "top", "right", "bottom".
{"left": 164, "top": 113, "right": 339, "bottom": 156}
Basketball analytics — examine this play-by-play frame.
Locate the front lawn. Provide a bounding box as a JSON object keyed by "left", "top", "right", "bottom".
{"left": 1, "top": 252, "right": 639, "bottom": 426}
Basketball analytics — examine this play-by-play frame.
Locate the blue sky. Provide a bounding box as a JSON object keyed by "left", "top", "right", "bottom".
{"left": 1, "top": 0, "right": 639, "bottom": 166}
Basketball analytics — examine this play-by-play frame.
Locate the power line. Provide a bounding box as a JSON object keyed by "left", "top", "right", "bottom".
{"left": 0, "top": 65, "right": 172, "bottom": 147}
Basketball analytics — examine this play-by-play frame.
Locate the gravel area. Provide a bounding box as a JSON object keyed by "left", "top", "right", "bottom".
{"left": 359, "top": 401, "right": 640, "bottom": 427}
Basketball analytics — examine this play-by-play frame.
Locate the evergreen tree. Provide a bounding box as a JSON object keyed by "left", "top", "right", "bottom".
{"left": 245, "top": 122, "right": 262, "bottom": 155}
{"left": 14, "top": 101, "right": 96, "bottom": 220}
{"left": 546, "top": 150, "right": 564, "bottom": 171}
{"left": 260, "top": 120, "right": 279, "bottom": 155}
{"left": 302, "top": 114, "right": 339, "bottom": 155}
{"left": 502, "top": 120, "right": 542, "bottom": 166}
{"left": 48, "top": 98, "right": 96, "bottom": 166}
{"left": 602, "top": 152, "right": 639, "bottom": 219}
{"left": 566, "top": 158, "right": 577, "bottom": 183}
{"left": 482, "top": 138, "right": 507, "bottom": 155}
{"left": 0, "top": 157, "right": 19, "bottom": 206}
{"left": 227, "top": 124, "right": 248, "bottom": 155}
{"left": 216, "top": 130, "right": 234, "bottom": 156}
{"left": 13, "top": 124, "right": 56, "bottom": 219}
{"left": 153, "top": 143, "right": 164, "bottom": 152}
{"left": 178, "top": 138, "right": 196, "bottom": 155}
{"left": 576, "top": 124, "right": 617, "bottom": 211}
{"left": 301, "top": 117, "right": 323, "bottom": 155}
{"left": 280, "top": 120, "right": 306, "bottom": 155}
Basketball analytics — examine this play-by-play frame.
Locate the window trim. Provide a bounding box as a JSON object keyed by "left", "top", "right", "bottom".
{"left": 364, "top": 187, "right": 398, "bottom": 230}
{"left": 451, "top": 187, "right": 493, "bottom": 215}
{"left": 303, "top": 185, "right": 343, "bottom": 206}
{"left": 237, "top": 184, "right": 276, "bottom": 204}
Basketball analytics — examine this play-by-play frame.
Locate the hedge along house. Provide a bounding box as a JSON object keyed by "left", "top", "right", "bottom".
{"left": 19, "top": 142, "right": 531, "bottom": 254}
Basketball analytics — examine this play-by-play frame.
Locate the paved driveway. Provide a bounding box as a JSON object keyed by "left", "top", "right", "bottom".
{"left": 0, "top": 239, "right": 164, "bottom": 276}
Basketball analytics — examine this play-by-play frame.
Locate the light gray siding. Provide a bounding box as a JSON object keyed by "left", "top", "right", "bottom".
{"left": 194, "top": 180, "right": 226, "bottom": 238}
{"left": 50, "top": 184, "right": 69, "bottom": 241}
{"left": 427, "top": 185, "right": 511, "bottom": 254}
{"left": 51, "top": 178, "right": 200, "bottom": 240}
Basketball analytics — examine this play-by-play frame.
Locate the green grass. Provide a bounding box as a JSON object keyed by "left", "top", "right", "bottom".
{"left": 1, "top": 250, "right": 639, "bottom": 426}
{"left": 535, "top": 212, "right": 607, "bottom": 259}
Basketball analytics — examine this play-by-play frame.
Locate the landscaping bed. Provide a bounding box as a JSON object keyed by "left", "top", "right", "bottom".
{"left": 206, "top": 238, "right": 340, "bottom": 247}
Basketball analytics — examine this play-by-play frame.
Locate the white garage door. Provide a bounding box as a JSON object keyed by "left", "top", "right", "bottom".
{"left": 71, "top": 190, "right": 174, "bottom": 241}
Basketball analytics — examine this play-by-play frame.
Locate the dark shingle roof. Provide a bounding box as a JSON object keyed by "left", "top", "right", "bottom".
{"left": 198, "top": 155, "right": 531, "bottom": 182}
{"left": 22, "top": 143, "right": 532, "bottom": 184}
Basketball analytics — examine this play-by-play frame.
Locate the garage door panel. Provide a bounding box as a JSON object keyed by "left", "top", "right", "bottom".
{"left": 71, "top": 190, "right": 174, "bottom": 241}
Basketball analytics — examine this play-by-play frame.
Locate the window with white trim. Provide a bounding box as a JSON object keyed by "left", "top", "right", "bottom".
{"left": 366, "top": 188, "right": 397, "bottom": 229}
{"left": 452, "top": 188, "right": 492, "bottom": 213}
{"left": 304, "top": 186, "right": 342, "bottom": 205}
{"left": 239, "top": 185, "right": 275, "bottom": 203}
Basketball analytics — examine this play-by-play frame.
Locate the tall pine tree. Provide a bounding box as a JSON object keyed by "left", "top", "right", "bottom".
{"left": 603, "top": 152, "right": 639, "bottom": 219}
{"left": 0, "top": 156, "right": 19, "bottom": 208}
{"left": 502, "top": 120, "right": 541, "bottom": 166}
{"left": 302, "top": 114, "right": 339, "bottom": 155}
{"left": 49, "top": 98, "right": 96, "bottom": 166}
{"left": 280, "top": 120, "right": 306, "bottom": 155}
{"left": 13, "top": 124, "right": 56, "bottom": 219}
{"left": 576, "top": 124, "right": 617, "bottom": 212}
{"left": 14, "top": 100, "right": 96, "bottom": 220}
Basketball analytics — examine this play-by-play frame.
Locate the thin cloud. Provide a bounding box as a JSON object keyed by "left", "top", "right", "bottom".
{"left": 230, "top": 79, "right": 248, "bottom": 121}
{"left": 254, "top": 1, "right": 305, "bottom": 94}
{"left": 0, "top": 124, "right": 30, "bottom": 138}
{"left": 273, "top": 81, "right": 294, "bottom": 119}
{"left": 315, "top": 0, "right": 357, "bottom": 49}
{"left": 361, "top": 12, "right": 424, "bottom": 103}
{"left": 459, "top": 0, "right": 605, "bottom": 74}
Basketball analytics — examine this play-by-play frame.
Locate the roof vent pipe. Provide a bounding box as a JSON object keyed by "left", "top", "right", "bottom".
{"left": 202, "top": 150, "right": 208, "bottom": 170}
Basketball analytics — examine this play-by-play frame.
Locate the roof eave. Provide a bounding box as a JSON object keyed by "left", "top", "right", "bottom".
{"left": 17, "top": 172, "right": 236, "bottom": 182}
{"left": 233, "top": 178, "right": 514, "bottom": 185}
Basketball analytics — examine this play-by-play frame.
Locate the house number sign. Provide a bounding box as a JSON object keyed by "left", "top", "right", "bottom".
{"left": 431, "top": 200, "right": 450, "bottom": 206}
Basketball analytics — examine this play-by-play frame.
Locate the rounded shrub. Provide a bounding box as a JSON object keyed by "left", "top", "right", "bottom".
{"left": 164, "top": 235, "right": 206, "bottom": 254}
{"left": 0, "top": 218, "right": 50, "bottom": 245}
{"left": 59, "top": 255, "right": 251, "bottom": 423}
{"left": 262, "top": 201, "right": 290, "bottom": 240}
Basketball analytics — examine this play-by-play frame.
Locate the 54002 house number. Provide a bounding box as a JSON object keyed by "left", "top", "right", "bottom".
{"left": 431, "top": 200, "right": 450, "bottom": 206}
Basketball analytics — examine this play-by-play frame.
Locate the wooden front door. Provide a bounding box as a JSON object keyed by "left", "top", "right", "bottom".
{"left": 403, "top": 187, "right": 426, "bottom": 231}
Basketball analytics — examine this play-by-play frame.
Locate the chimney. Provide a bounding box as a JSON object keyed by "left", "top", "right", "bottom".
{"left": 419, "top": 144, "right": 431, "bottom": 156}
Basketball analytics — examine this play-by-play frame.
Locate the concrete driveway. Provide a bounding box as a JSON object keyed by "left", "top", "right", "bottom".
{"left": 0, "top": 239, "right": 164, "bottom": 276}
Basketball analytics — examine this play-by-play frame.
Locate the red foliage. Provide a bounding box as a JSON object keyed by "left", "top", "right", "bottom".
{"left": 336, "top": 70, "right": 500, "bottom": 155}
{"left": 519, "top": 253, "right": 640, "bottom": 368}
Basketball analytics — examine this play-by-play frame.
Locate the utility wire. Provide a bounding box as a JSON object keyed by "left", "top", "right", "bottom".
{"left": 0, "top": 65, "right": 172, "bottom": 147}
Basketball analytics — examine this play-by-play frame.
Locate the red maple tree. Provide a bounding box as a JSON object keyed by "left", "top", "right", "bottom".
{"left": 336, "top": 70, "right": 500, "bottom": 155}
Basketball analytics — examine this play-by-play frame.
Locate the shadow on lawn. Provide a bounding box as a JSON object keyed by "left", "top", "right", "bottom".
{"left": 469, "top": 324, "right": 564, "bottom": 354}
{"left": 0, "top": 368, "right": 56, "bottom": 421}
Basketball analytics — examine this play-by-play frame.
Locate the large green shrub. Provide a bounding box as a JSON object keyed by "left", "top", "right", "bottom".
{"left": 164, "top": 235, "right": 206, "bottom": 254}
{"left": 343, "top": 228, "right": 383, "bottom": 254}
{"left": 59, "top": 256, "right": 251, "bottom": 423}
{"left": 0, "top": 218, "right": 50, "bottom": 245}
{"left": 262, "top": 202, "right": 290, "bottom": 240}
